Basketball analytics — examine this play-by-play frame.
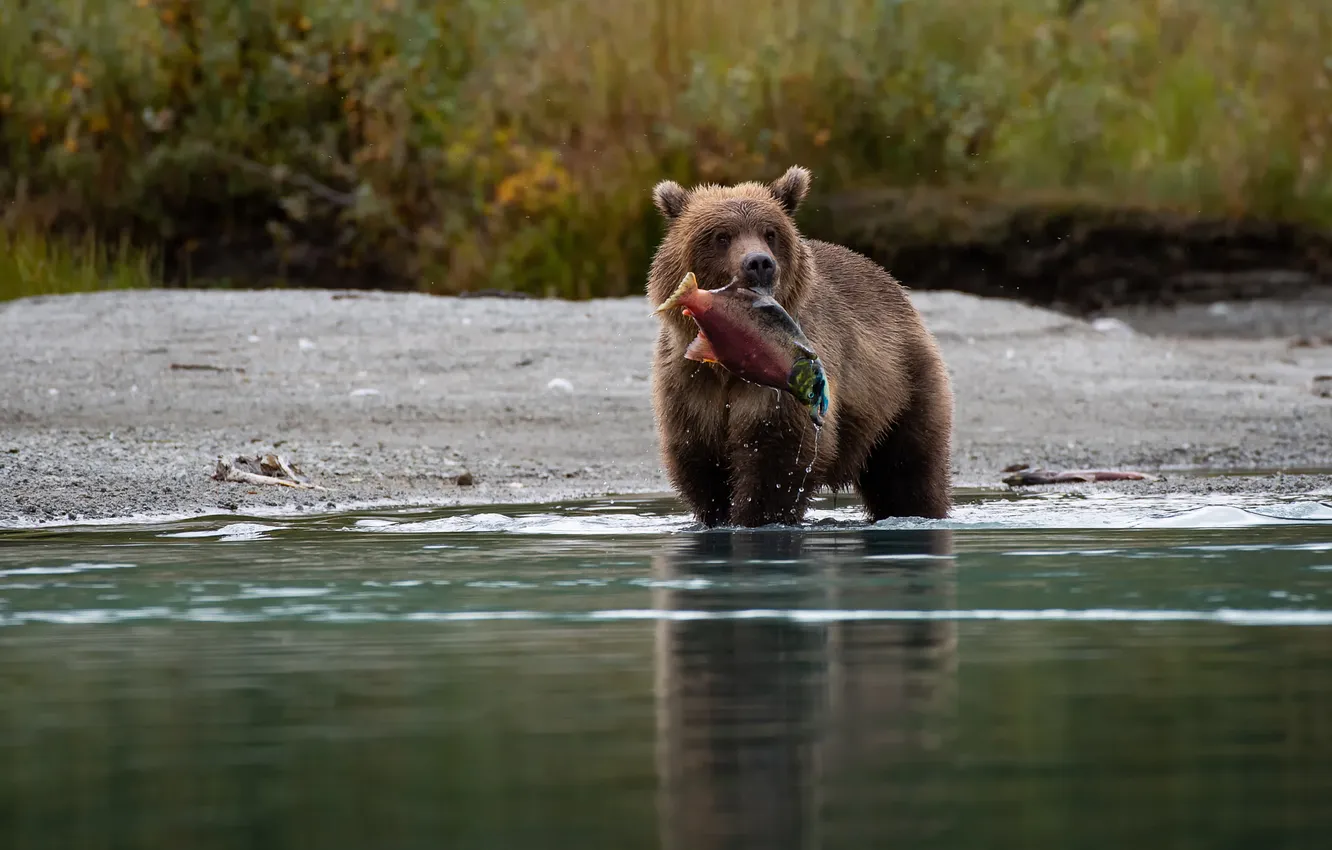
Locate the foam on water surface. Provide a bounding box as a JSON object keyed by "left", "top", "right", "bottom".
{"left": 2, "top": 487, "right": 1330, "bottom": 630}
{"left": 321, "top": 491, "right": 1332, "bottom": 537}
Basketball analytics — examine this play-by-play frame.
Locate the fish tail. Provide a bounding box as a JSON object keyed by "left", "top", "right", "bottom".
{"left": 652, "top": 272, "right": 698, "bottom": 316}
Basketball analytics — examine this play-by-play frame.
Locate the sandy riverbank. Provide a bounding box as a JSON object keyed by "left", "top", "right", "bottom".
{"left": 1, "top": 288, "right": 1329, "bottom": 526}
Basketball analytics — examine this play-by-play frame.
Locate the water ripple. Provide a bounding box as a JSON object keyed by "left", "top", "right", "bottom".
{"left": 348, "top": 512, "right": 694, "bottom": 536}
{"left": 323, "top": 495, "right": 1332, "bottom": 537}
{"left": 162, "top": 523, "right": 289, "bottom": 541}
{"left": 4, "top": 606, "right": 1330, "bottom": 627}
{"left": 0, "top": 562, "right": 135, "bottom": 578}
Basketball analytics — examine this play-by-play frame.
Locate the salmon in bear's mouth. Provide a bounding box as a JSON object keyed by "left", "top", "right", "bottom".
{"left": 653, "top": 271, "right": 830, "bottom": 427}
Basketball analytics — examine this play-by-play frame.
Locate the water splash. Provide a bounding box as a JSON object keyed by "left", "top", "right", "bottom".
{"left": 797, "top": 426, "right": 820, "bottom": 499}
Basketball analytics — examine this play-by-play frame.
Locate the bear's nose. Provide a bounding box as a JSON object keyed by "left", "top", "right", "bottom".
{"left": 741, "top": 252, "right": 776, "bottom": 289}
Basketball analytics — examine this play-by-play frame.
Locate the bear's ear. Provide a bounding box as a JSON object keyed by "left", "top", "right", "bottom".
{"left": 652, "top": 180, "right": 689, "bottom": 220}
{"left": 769, "top": 165, "right": 811, "bottom": 215}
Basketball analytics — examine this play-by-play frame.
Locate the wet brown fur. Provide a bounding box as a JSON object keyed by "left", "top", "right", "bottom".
{"left": 647, "top": 166, "right": 953, "bottom": 527}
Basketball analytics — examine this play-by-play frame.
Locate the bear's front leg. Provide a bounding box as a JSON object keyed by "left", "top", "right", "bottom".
{"left": 653, "top": 335, "right": 736, "bottom": 527}
{"left": 725, "top": 395, "right": 820, "bottom": 527}
{"left": 661, "top": 432, "right": 732, "bottom": 527}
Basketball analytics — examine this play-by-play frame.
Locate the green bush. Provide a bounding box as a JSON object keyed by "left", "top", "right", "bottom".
{"left": 1, "top": 0, "right": 1329, "bottom": 298}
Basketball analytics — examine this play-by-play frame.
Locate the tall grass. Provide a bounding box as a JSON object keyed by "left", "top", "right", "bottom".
{"left": 0, "top": 0, "right": 1329, "bottom": 298}
{"left": 0, "top": 227, "right": 159, "bottom": 301}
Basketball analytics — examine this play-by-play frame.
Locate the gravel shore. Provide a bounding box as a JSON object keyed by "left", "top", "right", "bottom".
{"left": 2, "top": 287, "right": 1329, "bottom": 526}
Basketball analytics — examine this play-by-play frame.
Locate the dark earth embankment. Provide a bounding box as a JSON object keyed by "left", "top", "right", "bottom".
{"left": 808, "top": 189, "right": 1332, "bottom": 315}
{"left": 128, "top": 189, "right": 1332, "bottom": 321}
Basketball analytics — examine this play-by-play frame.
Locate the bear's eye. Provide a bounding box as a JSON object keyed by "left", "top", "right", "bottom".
{"left": 714, "top": 232, "right": 731, "bottom": 249}
{"left": 764, "top": 229, "right": 777, "bottom": 247}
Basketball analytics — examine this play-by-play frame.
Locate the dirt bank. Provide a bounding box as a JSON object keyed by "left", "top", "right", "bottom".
{"left": 811, "top": 189, "right": 1332, "bottom": 314}
{"left": 1, "top": 287, "right": 1330, "bottom": 526}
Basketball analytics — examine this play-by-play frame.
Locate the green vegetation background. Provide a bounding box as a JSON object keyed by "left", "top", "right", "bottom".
{"left": 1, "top": 0, "right": 1329, "bottom": 300}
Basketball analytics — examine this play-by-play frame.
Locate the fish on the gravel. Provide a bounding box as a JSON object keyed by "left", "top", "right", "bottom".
{"left": 653, "top": 271, "right": 830, "bottom": 427}
{"left": 1002, "top": 467, "right": 1160, "bottom": 486}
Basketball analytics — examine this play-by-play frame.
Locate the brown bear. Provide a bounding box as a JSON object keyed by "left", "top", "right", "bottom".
{"left": 647, "top": 165, "right": 953, "bottom": 527}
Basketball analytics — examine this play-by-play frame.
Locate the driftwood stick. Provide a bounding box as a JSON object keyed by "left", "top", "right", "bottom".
{"left": 212, "top": 457, "right": 328, "bottom": 491}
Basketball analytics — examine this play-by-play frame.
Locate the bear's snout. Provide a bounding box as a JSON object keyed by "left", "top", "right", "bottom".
{"left": 741, "top": 251, "right": 777, "bottom": 290}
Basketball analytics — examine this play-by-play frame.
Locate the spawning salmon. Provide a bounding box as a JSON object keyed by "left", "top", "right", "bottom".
{"left": 653, "top": 272, "right": 830, "bottom": 427}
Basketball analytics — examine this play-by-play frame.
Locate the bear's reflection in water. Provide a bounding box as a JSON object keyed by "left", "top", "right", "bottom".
{"left": 652, "top": 528, "right": 957, "bottom": 850}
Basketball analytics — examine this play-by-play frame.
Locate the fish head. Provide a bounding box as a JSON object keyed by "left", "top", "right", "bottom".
{"left": 787, "top": 357, "right": 830, "bottom": 428}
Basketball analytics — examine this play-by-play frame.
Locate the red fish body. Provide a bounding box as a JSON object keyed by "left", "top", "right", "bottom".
{"left": 653, "top": 272, "right": 830, "bottom": 426}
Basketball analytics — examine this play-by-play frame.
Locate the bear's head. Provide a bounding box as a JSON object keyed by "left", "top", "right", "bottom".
{"left": 649, "top": 166, "right": 813, "bottom": 318}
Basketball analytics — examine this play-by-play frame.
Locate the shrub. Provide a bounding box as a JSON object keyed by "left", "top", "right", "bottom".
{"left": 1, "top": 0, "right": 1329, "bottom": 298}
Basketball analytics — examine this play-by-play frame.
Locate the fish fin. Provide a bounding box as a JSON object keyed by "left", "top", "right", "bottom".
{"left": 683, "top": 332, "right": 719, "bottom": 364}
{"left": 652, "top": 272, "right": 698, "bottom": 316}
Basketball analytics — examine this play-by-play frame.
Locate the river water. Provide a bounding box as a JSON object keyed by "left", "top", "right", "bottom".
{"left": 2, "top": 489, "right": 1331, "bottom": 848}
